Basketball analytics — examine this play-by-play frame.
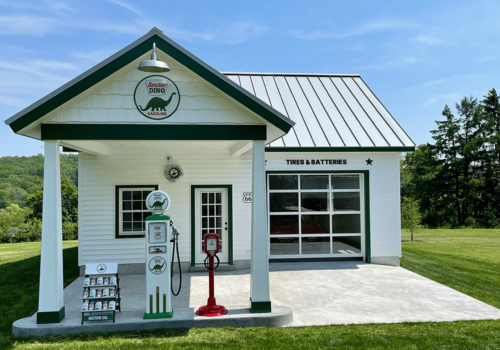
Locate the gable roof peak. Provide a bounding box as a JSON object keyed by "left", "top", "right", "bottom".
{"left": 4, "top": 28, "right": 294, "bottom": 135}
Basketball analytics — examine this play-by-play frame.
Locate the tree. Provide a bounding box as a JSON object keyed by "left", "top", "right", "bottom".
{"left": 401, "top": 198, "right": 421, "bottom": 241}
{"left": 25, "top": 178, "right": 78, "bottom": 223}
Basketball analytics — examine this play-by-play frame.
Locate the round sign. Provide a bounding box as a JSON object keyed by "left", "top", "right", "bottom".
{"left": 146, "top": 190, "right": 171, "bottom": 215}
{"left": 96, "top": 263, "right": 107, "bottom": 273}
{"left": 148, "top": 256, "right": 167, "bottom": 275}
{"left": 133, "top": 75, "right": 180, "bottom": 120}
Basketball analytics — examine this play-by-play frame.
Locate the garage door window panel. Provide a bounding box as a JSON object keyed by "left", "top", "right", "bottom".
{"left": 268, "top": 173, "right": 363, "bottom": 258}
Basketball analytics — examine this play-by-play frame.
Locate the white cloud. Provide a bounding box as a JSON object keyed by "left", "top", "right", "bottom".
{"left": 290, "top": 19, "right": 419, "bottom": 40}
{"left": 424, "top": 93, "right": 462, "bottom": 107}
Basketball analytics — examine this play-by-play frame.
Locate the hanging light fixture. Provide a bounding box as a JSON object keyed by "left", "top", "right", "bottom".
{"left": 137, "top": 43, "right": 170, "bottom": 73}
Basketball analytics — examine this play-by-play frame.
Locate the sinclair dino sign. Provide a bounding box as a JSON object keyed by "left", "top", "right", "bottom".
{"left": 145, "top": 190, "right": 171, "bottom": 216}
{"left": 134, "top": 75, "right": 181, "bottom": 120}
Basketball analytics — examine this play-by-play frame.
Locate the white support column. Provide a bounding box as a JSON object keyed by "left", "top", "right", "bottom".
{"left": 37, "top": 141, "right": 65, "bottom": 324}
{"left": 250, "top": 141, "right": 271, "bottom": 313}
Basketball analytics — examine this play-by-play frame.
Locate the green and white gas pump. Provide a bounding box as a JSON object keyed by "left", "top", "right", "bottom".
{"left": 143, "top": 190, "right": 181, "bottom": 319}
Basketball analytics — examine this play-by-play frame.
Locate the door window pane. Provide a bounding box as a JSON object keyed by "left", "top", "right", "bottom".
{"left": 270, "top": 193, "right": 298, "bottom": 212}
{"left": 332, "top": 236, "right": 361, "bottom": 254}
{"left": 302, "top": 237, "right": 330, "bottom": 254}
{"left": 269, "top": 175, "right": 298, "bottom": 190}
{"left": 301, "top": 192, "right": 329, "bottom": 212}
{"left": 331, "top": 175, "right": 360, "bottom": 189}
{"left": 270, "top": 215, "right": 299, "bottom": 235}
{"left": 270, "top": 238, "right": 299, "bottom": 255}
{"left": 300, "top": 175, "right": 329, "bottom": 189}
{"left": 332, "top": 192, "right": 360, "bottom": 211}
{"left": 332, "top": 214, "right": 361, "bottom": 233}
{"left": 301, "top": 215, "right": 330, "bottom": 234}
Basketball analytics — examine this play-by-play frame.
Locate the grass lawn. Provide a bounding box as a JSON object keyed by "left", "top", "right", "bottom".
{"left": 401, "top": 228, "right": 500, "bottom": 309}
{"left": 0, "top": 231, "right": 499, "bottom": 349}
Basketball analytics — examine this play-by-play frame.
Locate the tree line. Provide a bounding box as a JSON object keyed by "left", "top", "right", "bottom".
{"left": 401, "top": 88, "right": 500, "bottom": 228}
{"left": 0, "top": 154, "right": 78, "bottom": 243}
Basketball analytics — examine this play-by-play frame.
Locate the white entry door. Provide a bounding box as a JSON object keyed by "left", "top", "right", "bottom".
{"left": 194, "top": 188, "right": 229, "bottom": 264}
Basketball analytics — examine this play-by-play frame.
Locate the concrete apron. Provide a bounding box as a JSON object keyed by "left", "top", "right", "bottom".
{"left": 13, "top": 261, "right": 500, "bottom": 336}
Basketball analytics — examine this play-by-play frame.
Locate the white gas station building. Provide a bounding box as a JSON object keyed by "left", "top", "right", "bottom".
{"left": 5, "top": 28, "right": 414, "bottom": 324}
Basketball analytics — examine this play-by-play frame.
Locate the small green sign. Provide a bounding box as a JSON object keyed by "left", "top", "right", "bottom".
{"left": 83, "top": 314, "right": 114, "bottom": 322}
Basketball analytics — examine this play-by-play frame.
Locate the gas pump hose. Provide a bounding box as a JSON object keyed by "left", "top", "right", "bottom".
{"left": 170, "top": 223, "right": 182, "bottom": 296}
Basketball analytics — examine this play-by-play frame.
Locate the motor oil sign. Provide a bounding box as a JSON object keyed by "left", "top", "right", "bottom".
{"left": 134, "top": 75, "right": 180, "bottom": 120}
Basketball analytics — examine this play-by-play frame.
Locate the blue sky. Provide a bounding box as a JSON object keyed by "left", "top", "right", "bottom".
{"left": 1, "top": 0, "right": 499, "bottom": 156}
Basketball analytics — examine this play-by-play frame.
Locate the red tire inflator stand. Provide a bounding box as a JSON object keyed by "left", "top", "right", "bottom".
{"left": 196, "top": 233, "right": 228, "bottom": 317}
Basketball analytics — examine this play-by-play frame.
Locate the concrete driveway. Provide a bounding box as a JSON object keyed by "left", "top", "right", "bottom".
{"left": 189, "top": 261, "right": 500, "bottom": 326}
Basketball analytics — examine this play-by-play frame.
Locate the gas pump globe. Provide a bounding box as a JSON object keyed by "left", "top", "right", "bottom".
{"left": 143, "top": 190, "right": 177, "bottom": 319}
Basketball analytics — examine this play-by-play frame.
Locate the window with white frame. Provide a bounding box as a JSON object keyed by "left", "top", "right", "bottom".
{"left": 115, "top": 185, "right": 157, "bottom": 238}
{"left": 267, "top": 174, "right": 364, "bottom": 257}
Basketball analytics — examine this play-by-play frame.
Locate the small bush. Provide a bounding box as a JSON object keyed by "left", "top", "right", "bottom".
{"left": 63, "top": 222, "right": 78, "bottom": 240}
{"left": 11, "top": 219, "right": 42, "bottom": 243}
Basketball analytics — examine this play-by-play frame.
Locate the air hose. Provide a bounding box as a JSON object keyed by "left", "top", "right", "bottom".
{"left": 203, "top": 253, "right": 220, "bottom": 271}
{"left": 170, "top": 221, "right": 182, "bottom": 296}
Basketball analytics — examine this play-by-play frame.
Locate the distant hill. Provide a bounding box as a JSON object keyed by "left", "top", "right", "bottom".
{"left": 0, "top": 154, "right": 78, "bottom": 209}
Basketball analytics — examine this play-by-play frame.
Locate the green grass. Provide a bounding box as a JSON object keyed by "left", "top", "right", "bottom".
{"left": 0, "top": 233, "right": 499, "bottom": 349}
{"left": 401, "top": 228, "right": 500, "bottom": 309}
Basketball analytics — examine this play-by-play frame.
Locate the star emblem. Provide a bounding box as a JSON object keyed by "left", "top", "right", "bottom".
{"left": 366, "top": 158, "right": 373, "bottom": 165}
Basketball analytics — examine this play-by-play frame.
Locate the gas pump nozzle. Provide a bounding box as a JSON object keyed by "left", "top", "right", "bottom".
{"left": 170, "top": 221, "right": 180, "bottom": 242}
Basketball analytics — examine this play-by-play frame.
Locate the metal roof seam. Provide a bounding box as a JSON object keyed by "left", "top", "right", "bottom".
{"left": 248, "top": 75, "right": 257, "bottom": 95}
{"left": 271, "top": 75, "right": 300, "bottom": 147}
{"left": 329, "top": 77, "right": 375, "bottom": 146}
{"left": 317, "top": 78, "right": 361, "bottom": 147}
{"left": 358, "top": 76, "right": 415, "bottom": 146}
{"left": 295, "top": 77, "right": 332, "bottom": 147}
{"left": 259, "top": 76, "right": 273, "bottom": 108}
{"left": 351, "top": 77, "right": 405, "bottom": 146}
{"left": 284, "top": 76, "right": 317, "bottom": 147}
{"left": 341, "top": 77, "right": 390, "bottom": 147}
{"left": 306, "top": 77, "right": 346, "bottom": 147}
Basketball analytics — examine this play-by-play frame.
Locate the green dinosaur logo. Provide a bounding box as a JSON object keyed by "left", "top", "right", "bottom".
{"left": 148, "top": 257, "right": 167, "bottom": 275}
{"left": 151, "top": 198, "right": 167, "bottom": 209}
{"left": 134, "top": 75, "right": 180, "bottom": 120}
{"left": 96, "top": 263, "right": 107, "bottom": 273}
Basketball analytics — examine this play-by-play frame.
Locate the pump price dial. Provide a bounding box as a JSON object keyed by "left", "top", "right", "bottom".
{"left": 148, "top": 223, "right": 167, "bottom": 244}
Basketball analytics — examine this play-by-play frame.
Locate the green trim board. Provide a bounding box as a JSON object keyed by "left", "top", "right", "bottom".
{"left": 115, "top": 184, "right": 159, "bottom": 239}
{"left": 190, "top": 185, "right": 233, "bottom": 266}
{"left": 266, "top": 170, "right": 371, "bottom": 263}
{"left": 265, "top": 147, "right": 415, "bottom": 153}
{"left": 62, "top": 147, "right": 80, "bottom": 152}
{"left": 36, "top": 306, "right": 65, "bottom": 324}
{"left": 7, "top": 30, "right": 293, "bottom": 134}
{"left": 250, "top": 299, "right": 272, "bottom": 313}
{"left": 41, "top": 124, "right": 267, "bottom": 141}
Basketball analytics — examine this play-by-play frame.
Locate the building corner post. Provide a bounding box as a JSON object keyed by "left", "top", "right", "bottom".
{"left": 250, "top": 141, "right": 271, "bottom": 313}
{"left": 37, "top": 141, "right": 65, "bottom": 324}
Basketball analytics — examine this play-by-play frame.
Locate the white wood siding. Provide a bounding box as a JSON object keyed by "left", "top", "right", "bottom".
{"left": 265, "top": 152, "right": 402, "bottom": 259}
{"left": 79, "top": 149, "right": 401, "bottom": 265}
{"left": 46, "top": 56, "right": 263, "bottom": 126}
{"left": 78, "top": 145, "right": 253, "bottom": 266}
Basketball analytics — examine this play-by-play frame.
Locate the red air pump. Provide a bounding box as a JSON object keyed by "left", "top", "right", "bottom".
{"left": 195, "top": 233, "right": 228, "bottom": 317}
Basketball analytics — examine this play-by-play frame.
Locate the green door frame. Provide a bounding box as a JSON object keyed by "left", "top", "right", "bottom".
{"left": 266, "top": 170, "right": 371, "bottom": 263}
{"left": 190, "top": 185, "right": 233, "bottom": 266}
